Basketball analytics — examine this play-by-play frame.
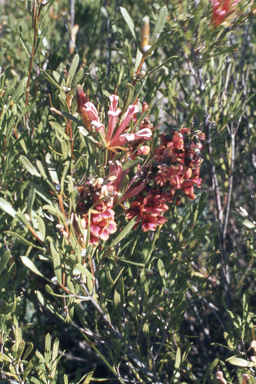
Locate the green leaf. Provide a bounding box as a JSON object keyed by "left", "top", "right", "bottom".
{"left": 202, "top": 357, "right": 219, "bottom": 384}
{"left": 36, "top": 160, "right": 48, "bottom": 180}
{"left": 33, "top": 215, "right": 46, "bottom": 241}
{"left": 17, "top": 340, "right": 25, "bottom": 360}
{"left": 71, "top": 67, "right": 88, "bottom": 90}
{"left": 116, "top": 257, "right": 145, "bottom": 267}
{"left": 188, "top": 223, "right": 211, "bottom": 243}
{"left": 4, "top": 231, "right": 45, "bottom": 250}
{"left": 20, "top": 155, "right": 41, "bottom": 177}
{"left": 61, "top": 161, "right": 70, "bottom": 194}
{"left": 233, "top": 211, "right": 255, "bottom": 229}
{"left": 74, "top": 263, "right": 94, "bottom": 280}
{"left": 6, "top": 76, "right": 28, "bottom": 108}
{"left": 30, "top": 182, "right": 54, "bottom": 205}
{"left": 27, "top": 187, "right": 35, "bottom": 218}
{"left": 226, "top": 356, "right": 255, "bottom": 367}
{"left": 121, "top": 157, "right": 143, "bottom": 171}
{"left": 43, "top": 205, "right": 66, "bottom": 223}
{"left": 61, "top": 111, "right": 82, "bottom": 125}
{"left": 0, "top": 250, "right": 10, "bottom": 274}
{"left": 50, "top": 242, "right": 62, "bottom": 284}
{"left": 19, "top": 25, "right": 30, "bottom": 58}
{"left": 120, "top": 7, "right": 136, "bottom": 40}
{"left": 123, "top": 41, "right": 134, "bottom": 78}
{"left": 157, "top": 259, "right": 166, "bottom": 287}
{"left": 141, "top": 56, "right": 178, "bottom": 79}
{"left": 45, "top": 333, "right": 51, "bottom": 364}
{"left": 150, "top": 5, "right": 167, "bottom": 46}
{"left": 0, "top": 198, "right": 16, "bottom": 217}
{"left": 23, "top": 343, "right": 34, "bottom": 361}
{"left": 52, "top": 338, "right": 60, "bottom": 376}
{"left": 109, "top": 217, "right": 137, "bottom": 247}
{"left": 35, "top": 350, "right": 45, "bottom": 362}
{"left": 121, "top": 83, "right": 134, "bottom": 115}
{"left": 23, "top": 356, "right": 40, "bottom": 380}
{"left": 0, "top": 352, "right": 11, "bottom": 362}
{"left": 49, "top": 120, "right": 70, "bottom": 141}
{"left": 144, "top": 31, "right": 170, "bottom": 57}
{"left": 46, "top": 153, "right": 59, "bottom": 184}
{"left": 41, "top": 69, "right": 63, "bottom": 92}
{"left": 20, "top": 256, "right": 51, "bottom": 282}
{"left": 134, "top": 48, "right": 143, "bottom": 72}
{"left": 0, "top": 264, "right": 15, "bottom": 291}
{"left": 67, "top": 54, "right": 80, "bottom": 88}
{"left": 174, "top": 347, "right": 181, "bottom": 369}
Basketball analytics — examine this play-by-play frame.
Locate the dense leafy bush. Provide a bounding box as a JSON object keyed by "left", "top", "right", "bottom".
{"left": 1, "top": 0, "right": 256, "bottom": 383}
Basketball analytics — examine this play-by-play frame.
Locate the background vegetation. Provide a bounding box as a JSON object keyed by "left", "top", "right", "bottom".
{"left": 1, "top": 0, "right": 256, "bottom": 383}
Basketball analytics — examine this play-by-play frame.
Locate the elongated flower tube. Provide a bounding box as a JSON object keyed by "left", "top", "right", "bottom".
{"left": 210, "top": 0, "right": 240, "bottom": 26}
{"left": 77, "top": 88, "right": 152, "bottom": 152}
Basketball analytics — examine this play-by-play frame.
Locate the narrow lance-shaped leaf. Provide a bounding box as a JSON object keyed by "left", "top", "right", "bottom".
{"left": 20, "top": 155, "right": 41, "bottom": 177}
{"left": 233, "top": 211, "right": 256, "bottom": 229}
{"left": 30, "top": 182, "right": 55, "bottom": 205}
{"left": 18, "top": 25, "right": 30, "bottom": 58}
{"left": 0, "top": 198, "right": 16, "bottom": 217}
{"left": 120, "top": 7, "right": 137, "bottom": 40}
{"left": 226, "top": 356, "right": 255, "bottom": 367}
{"left": 4, "top": 231, "right": 45, "bottom": 251}
{"left": 44, "top": 333, "right": 51, "bottom": 365}
{"left": 144, "top": 31, "right": 171, "bottom": 57}
{"left": 140, "top": 56, "right": 178, "bottom": 79}
{"left": 150, "top": 5, "right": 167, "bottom": 46}
{"left": 122, "top": 83, "right": 134, "bottom": 115}
{"left": 174, "top": 347, "right": 181, "bottom": 369}
{"left": 0, "top": 250, "right": 10, "bottom": 274}
{"left": 109, "top": 216, "right": 137, "bottom": 248}
{"left": 46, "top": 153, "right": 59, "bottom": 184}
{"left": 50, "top": 242, "right": 62, "bottom": 284}
{"left": 23, "top": 343, "right": 34, "bottom": 361}
{"left": 41, "top": 69, "right": 63, "bottom": 92}
{"left": 6, "top": 76, "right": 28, "bottom": 108}
{"left": 20, "top": 256, "right": 51, "bottom": 283}
{"left": 52, "top": 338, "right": 60, "bottom": 376}
{"left": 49, "top": 121, "right": 70, "bottom": 141}
{"left": 74, "top": 263, "right": 94, "bottom": 280}
{"left": 157, "top": 259, "right": 166, "bottom": 287}
{"left": 67, "top": 54, "right": 80, "bottom": 88}
{"left": 27, "top": 187, "right": 35, "bottom": 218}
{"left": 61, "top": 111, "right": 82, "bottom": 125}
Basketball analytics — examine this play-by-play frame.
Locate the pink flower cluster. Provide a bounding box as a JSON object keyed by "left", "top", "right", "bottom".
{"left": 76, "top": 89, "right": 153, "bottom": 244}
{"left": 125, "top": 128, "right": 205, "bottom": 231}
{"left": 76, "top": 89, "right": 205, "bottom": 242}
{"left": 76, "top": 161, "right": 145, "bottom": 244}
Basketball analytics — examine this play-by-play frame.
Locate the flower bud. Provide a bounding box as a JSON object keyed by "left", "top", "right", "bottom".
{"left": 140, "top": 16, "right": 150, "bottom": 53}
{"left": 77, "top": 87, "right": 92, "bottom": 131}
{"left": 138, "top": 145, "right": 150, "bottom": 156}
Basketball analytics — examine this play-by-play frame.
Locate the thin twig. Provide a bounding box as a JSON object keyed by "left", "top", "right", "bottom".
{"left": 69, "top": 0, "right": 75, "bottom": 54}
{"left": 25, "top": 7, "right": 42, "bottom": 130}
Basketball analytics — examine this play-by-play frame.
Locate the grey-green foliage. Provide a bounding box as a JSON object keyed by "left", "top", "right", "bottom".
{"left": 1, "top": 0, "right": 256, "bottom": 383}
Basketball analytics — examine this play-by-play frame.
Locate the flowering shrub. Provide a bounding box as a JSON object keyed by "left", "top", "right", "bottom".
{"left": 0, "top": 0, "right": 256, "bottom": 383}
{"left": 76, "top": 89, "right": 205, "bottom": 242}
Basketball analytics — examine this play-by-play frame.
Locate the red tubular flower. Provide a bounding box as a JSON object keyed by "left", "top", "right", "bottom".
{"left": 210, "top": 0, "right": 240, "bottom": 26}
{"left": 126, "top": 190, "right": 168, "bottom": 232}
{"left": 77, "top": 89, "right": 152, "bottom": 152}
